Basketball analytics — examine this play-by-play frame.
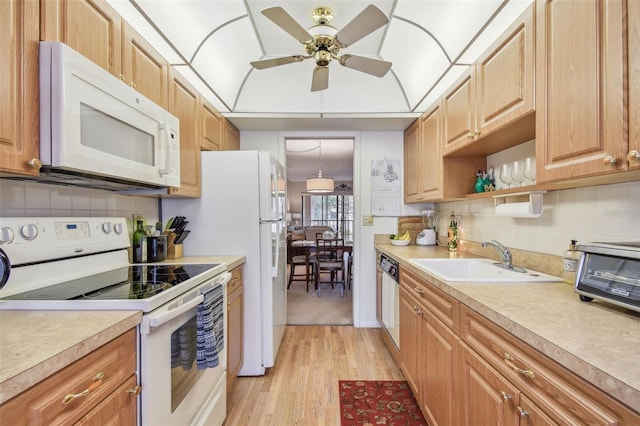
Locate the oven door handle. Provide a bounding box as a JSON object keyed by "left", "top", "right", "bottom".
{"left": 147, "top": 294, "right": 204, "bottom": 330}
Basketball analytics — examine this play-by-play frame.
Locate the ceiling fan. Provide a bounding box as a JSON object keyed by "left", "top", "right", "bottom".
{"left": 250, "top": 5, "right": 392, "bottom": 92}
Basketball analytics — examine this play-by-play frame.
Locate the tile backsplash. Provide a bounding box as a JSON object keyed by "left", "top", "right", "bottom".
{"left": 435, "top": 180, "right": 640, "bottom": 257}
{"left": 0, "top": 180, "right": 159, "bottom": 233}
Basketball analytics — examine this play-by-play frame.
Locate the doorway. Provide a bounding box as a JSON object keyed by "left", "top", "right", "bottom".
{"left": 285, "top": 138, "right": 354, "bottom": 325}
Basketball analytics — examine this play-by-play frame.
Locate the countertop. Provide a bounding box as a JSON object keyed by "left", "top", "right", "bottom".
{"left": 375, "top": 243, "right": 640, "bottom": 413}
{"left": 0, "top": 255, "right": 245, "bottom": 405}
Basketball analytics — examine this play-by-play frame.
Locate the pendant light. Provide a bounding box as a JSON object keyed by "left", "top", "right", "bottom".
{"left": 306, "top": 142, "right": 334, "bottom": 193}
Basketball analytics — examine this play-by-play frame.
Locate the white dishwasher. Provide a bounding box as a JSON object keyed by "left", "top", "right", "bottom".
{"left": 380, "top": 253, "right": 400, "bottom": 349}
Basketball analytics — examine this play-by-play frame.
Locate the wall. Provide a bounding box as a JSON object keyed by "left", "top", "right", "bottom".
{"left": 435, "top": 180, "right": 640, "bottom": 256}
{"left": 0, "top": 180, "right": 159, "bottom": 235}
{"left": 241, "top": 130, "right": 434, "bottom": 327}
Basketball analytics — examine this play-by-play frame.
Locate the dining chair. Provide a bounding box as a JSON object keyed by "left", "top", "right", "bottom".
{"left": 315, "top": 238, "right": 345, "bottom": 297}
{"left": 287, "top": 244, "right": 317, "bottom": 292}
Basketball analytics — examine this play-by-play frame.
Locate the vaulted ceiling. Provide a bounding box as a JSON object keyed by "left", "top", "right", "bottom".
{"left": 107, "top": 0, "right": 533, "bottom": 131}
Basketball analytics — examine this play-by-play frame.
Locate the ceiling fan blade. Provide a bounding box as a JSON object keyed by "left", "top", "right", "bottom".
{"left": 261, "top": 7, "right": 313, "bottom": 44}
{"left": 340, "top": 55, "right": 392, "bottom": 77}
{"left": 311, "top": 66, "right": 329, "bottom": 92}
{"left": 251, "top": 55, "right": 305, "bottom": 70}
{"left": 334, "top": 5, "right": 389, "bottom": 48}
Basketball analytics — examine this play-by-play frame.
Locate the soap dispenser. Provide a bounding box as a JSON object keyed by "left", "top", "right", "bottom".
{"left": 562, "top": 240, "right": 580, "bottom": 284}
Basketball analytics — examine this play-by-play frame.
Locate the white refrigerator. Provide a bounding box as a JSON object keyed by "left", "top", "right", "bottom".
{"left": 162, "top": 150, "right": 287, "bottom": 376}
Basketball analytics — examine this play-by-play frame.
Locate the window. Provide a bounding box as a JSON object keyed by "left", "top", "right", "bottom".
{"left": 305, "top": 194, "right": 354, "bottom": 242}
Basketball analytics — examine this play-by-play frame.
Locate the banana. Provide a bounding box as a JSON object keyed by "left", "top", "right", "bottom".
{"left": 400, "top": 230, "right": 411, "bottom": 240}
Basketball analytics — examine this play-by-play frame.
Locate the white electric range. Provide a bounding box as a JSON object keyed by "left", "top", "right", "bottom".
{"left": 0, "top": 217, "right": 230, "bottom": 426}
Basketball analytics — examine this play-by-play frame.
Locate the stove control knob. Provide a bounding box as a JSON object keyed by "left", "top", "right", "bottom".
{"left": 113, "top": 223, "right": 124, "bottom": 235}
{"left": 0, "top": 227, "right": 14, "bottom": 244}
{"left": 102, "top": 222, "right": 113, "bottom": 234}
{"left": 20, "top": 223, "right": 38, "bottom": 241}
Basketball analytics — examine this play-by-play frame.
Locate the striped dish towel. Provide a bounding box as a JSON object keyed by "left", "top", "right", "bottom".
{"left": 196, "top": 284, "right": 225, "bottom": 369}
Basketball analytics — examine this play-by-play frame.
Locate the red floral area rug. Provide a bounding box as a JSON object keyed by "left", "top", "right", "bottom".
{"left": 338, "top": 380, "right": 427, "bottom": 425}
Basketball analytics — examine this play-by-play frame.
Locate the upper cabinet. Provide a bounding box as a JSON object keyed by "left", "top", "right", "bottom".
{"left": 629, "top": 0, "right": 640, "bottom": 171}
{"left": 443, "top": 4, "right": 535, "bottom": 157}
{"left": 200, "top": 98, "right": 224, "bottom": 151}
{"left": 223, "top": 120, "right": 240, "bottom": 151}
{"left": 535, "top": 0, "right": 627, "bottom": 182}
{"left": 403, "top": 120, "right": 421, "bottom": 202}
{"left": 0, "top": 0, "right": 40, "bottom": 176}
{"left": 41, "top": 0, "right": 168, "bottom": 109}
{"left": 167, "top": 69, "right": 201, "bottom": 198}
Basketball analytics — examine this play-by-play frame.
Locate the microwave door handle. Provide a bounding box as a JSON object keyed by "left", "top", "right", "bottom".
{"left": 158, "top": 123, "right": 170, "bottom": 176}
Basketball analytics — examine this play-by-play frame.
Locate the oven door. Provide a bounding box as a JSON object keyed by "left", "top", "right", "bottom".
{"left": 139, "top": 274, "right": 229, "bottom": 426}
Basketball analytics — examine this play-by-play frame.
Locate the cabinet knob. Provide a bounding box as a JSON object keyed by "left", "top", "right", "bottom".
{"left": 517, "top": 406, "right": 530, "bottom": 417}
{"left": 475, "top": 129, "right": 481, "bottom": 137}
{"left": 627, "top": 150, "right": 640, "bottom": 163}
{"left": 117, "top": 73, "right": 126, "bottom": 81}
{"left": 129, "top": 81, "right": 137, "bottom": 89}
{"left": 62, "top": 372, "right": 105, "bottom": 405}
{"left": 127, "top": 385, "right": 142, "bottom": 397}
{"left": 500, "top": 391, "right": 512, "bottom": 401}
{"left": 27, "top": 158, "right": 42, "bottom": 170}
{"left": 602, "top": 155, "right": 617, "bottom": 166}
{"left": 414, "top": 287, "right": 425, "bottom": 296}
{"left": 467, "top": 132, "right": 474, "bottom": 140}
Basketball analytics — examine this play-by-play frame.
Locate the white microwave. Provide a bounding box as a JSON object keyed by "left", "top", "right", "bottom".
{"left": 38, "top": 41, "right": 180, "bottom": 191}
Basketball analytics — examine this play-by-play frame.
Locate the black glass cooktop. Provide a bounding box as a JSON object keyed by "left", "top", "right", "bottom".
{"left": 2, "top": 263, "right": 220, "bottom": 301}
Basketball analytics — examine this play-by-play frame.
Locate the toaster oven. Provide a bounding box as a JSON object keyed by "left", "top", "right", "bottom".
{"left": 574, "top": 242, "right": 640, "bottom": 313}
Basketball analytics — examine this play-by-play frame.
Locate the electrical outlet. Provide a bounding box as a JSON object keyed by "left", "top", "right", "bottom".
{"left": 363, "top": 215, "right": 374, "bottom": 226}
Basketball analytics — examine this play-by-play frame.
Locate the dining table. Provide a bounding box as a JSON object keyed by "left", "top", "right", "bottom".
{"left": 290, "top": 239, "right": 354, "bottom": 289}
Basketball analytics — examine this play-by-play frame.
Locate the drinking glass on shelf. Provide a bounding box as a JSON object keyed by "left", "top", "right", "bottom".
{"left": 499, "top": 163, "right": 513, "bottom": 189}
{"left": 523, "top": 157, "right": 536, "bottom": 185}
{"left": 511, "top": 160, "right": 524, "bottom": 187}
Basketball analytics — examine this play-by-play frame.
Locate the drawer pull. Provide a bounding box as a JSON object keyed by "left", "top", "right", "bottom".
{"left": 500, "top": 391, "right": 512, "bottom": 401}
{"left": 62, "top": 372, "right": 105, "bottom": 405}
{"left": 414, "top": 287, "right": 425, "bottom": 295}
{"left": 127, "top": 385, "right": 142, "bottom": 397}
{"left": 517, "top": 406, "right": 530, "bottom": 417}
{"left": 503, "top": 353, "right": 535, "bottom": 379}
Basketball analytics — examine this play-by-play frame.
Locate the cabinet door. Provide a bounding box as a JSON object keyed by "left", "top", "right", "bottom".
{"left": 403, "top": 120, "right": 421, "bottom": 202}
{"left": 476, "top": 4, "right": 534, "bottom": 137}
{"left": 419, "top": 105, "right": 443, "bottom": 200}
{"left": 399, "top": 287, "right": 423, "bottom": 400}
{"left": 536, "top": 0, "right": 626, "bottom": 182}
{"left": 227, "top": 279, "right": 243, "bottom": 395}
{"left": 629, "top": 0, "right": 640, "bottom": 170}
{"left": 121, "top": 23, "right": 169, "bottom": 109}
{"left": 459, "top": 343, "right": 519, "bottom": 426}
{"left": 0, "top": 0, "right": 40, "bottom": 176}
{"left": 167, "top": 69, "right": 201, "bottom": 197}
{"left": 222, "top": 120, "right": 240, "bottom": 151}
{"left": 41, "top": 0, "right": 122, "bottom": 75}
{"left": 422, "top": 311, "right": 459, "bottom": 426}
{"left": 200, "top": 98, "right": 224, "bottom": 151}
{"left": 442, "top": 68, "right": 476, "bottom": 155}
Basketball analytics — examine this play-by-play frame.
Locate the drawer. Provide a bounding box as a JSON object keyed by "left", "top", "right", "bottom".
{"left": 460, "top": 306, "right": 638, "bottom": 424}
{"left": 227, "top": 266, "right": 243, "bottom": 295}
{"left": 400, "top": 267, "right": 459, "bottom": 333}
{"left": 0, "top": 329, "right": 137, "bottom": 425}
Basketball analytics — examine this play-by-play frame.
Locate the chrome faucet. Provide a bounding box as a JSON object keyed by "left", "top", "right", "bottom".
{"left": 482, "top": 240, "right": 526, "bottom": 272}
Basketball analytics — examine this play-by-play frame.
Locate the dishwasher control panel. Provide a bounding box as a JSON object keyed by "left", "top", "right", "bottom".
{"left": 380, "top": 253, "right": 399, "bottom": 282}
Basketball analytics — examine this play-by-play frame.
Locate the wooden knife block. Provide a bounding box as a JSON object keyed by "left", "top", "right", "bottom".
{"left": 167, "top": 244, "right": 183, "bottom": 259}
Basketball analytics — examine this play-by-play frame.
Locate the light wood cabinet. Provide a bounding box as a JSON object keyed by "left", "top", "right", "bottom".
{"left": 227, "top": 265, "right": 244, "bottom": 396}
{"left": 629, "top": 0, "right": 640, "bottom": 171}
{"left": 0, "top": 0, "right": 40, "bottom": 176}
{"left": 443, "top": 4, "right": 535, "bottom": 157}
{"left": 403, "top": 120, "right": 422, "bottom": 202}
{"left": 41, "top": 0, "right": 168, "bottom": 108}
{"left": 167, "top": 68, "right": 202, "bottom": 198}
{"left": 535, "top": 0, "right": 627, "bottom": 182}
{"left": 222, "top": 119, "right": 240, "bottom": 151}
{"left": 0, "top": 329, "right": 138, "bottom": 425}
{"left": 461, "top": 305, "right": 638, "bottom": 425}
{"left": 121, "top": 24, "right": 169, "bottom": 109}
{"left": 399, "top": 286, "right": 424, "bottom": 401}
{"left": 200, "top": 98, "right": 224, "bottom": 151}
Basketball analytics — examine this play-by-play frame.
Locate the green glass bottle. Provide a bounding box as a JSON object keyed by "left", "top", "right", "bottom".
{"left": 132, "top": 220, "right": 147, "bottom": 263}
{"left": 447, "top": 212, "right": 458, "bottom": 252}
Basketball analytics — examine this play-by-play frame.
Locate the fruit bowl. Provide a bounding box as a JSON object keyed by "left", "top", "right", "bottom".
{"left": 390, "top": 239, "right": 410, "bottom": 246}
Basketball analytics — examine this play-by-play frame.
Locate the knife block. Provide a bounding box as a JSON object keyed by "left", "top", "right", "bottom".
{"left": 167, "top": 243, "right": 183, "bottom": 259}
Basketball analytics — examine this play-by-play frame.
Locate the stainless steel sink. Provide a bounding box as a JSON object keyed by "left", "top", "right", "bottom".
{"left": 408, "top": 258, "right": 562, "bottom": 283}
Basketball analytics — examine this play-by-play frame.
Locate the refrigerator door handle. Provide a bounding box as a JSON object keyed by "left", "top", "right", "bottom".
{"left": 260, "top": 219, "right": 280, "bottom": 224}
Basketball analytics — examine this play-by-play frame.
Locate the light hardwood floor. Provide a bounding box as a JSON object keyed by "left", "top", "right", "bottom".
{"left": 225, "top": 326, "right": 405, "bottom": 425}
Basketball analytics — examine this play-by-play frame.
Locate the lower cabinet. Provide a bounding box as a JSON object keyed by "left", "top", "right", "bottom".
{"left": 395, "top": 266, "right": 640, "bottom": 425}
{"left": 0, "top": 329, "right": 138, "bottom": 425}
{"left": 226, "top": 265, "right": 244, "bottom": 396}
